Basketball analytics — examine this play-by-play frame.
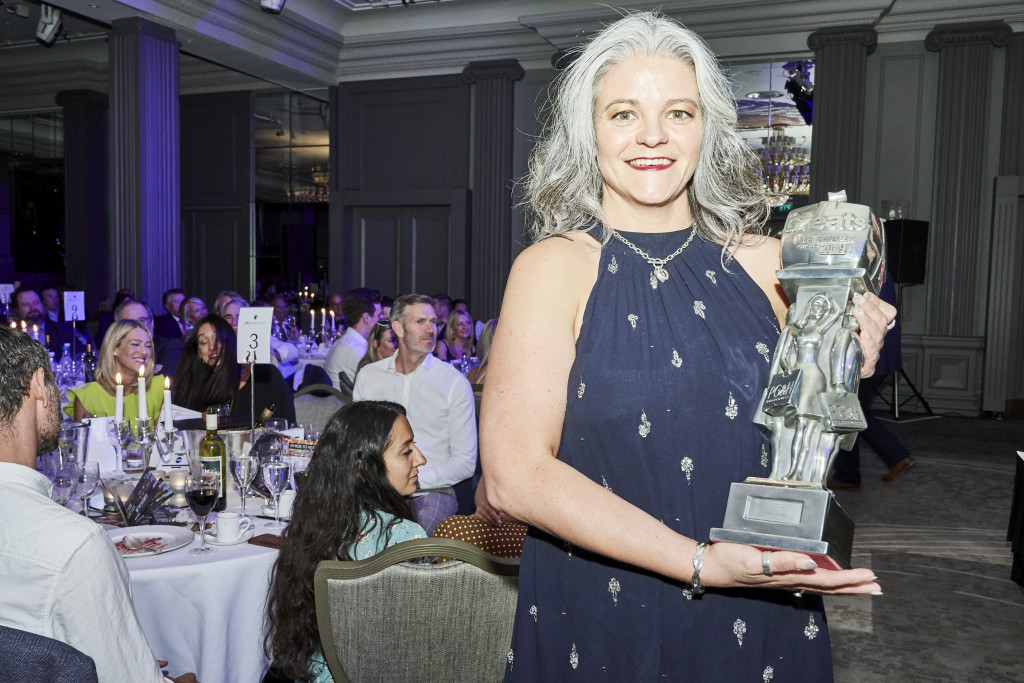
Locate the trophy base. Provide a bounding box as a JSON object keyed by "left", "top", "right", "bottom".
{"left": 709, "top": 479, "right": 854, "bottom": 570}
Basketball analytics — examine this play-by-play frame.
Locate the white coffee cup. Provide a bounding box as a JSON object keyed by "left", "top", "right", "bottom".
{"left": 277, "top": 490, "right": 296, "bottom": 519}
{"left": 215, "top": 512, "right": 252, "bottom": 542}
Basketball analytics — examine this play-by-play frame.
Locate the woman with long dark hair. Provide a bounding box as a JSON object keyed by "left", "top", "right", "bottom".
{"left": 173, "top": 314, "right": 295, "bottom": 425}
{"left": 264, "top": 400, "right": 427, "bottom": 682}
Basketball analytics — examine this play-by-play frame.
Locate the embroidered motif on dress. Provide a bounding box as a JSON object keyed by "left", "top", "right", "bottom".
{"left": 607, "top": 255, "right": 619, "bottom": 274}
{"left": 680, "top": 457, "right": 694, "bottom": 484}
{"left": 804, "top": 614, "right": 819, "bottom": 640}
{"left": 671, "top": 348, "right": 682, "bottom": 368}
{"left": 693, "top": 301, "right": 706, "bottom": 319}
{"left": 639, "top": 411, "right": 651, "bottom": 438}
{"left": 529, "top": 605, "right": 538, "bottom": 623}
{"left": 507, "top": 648, "right": 514, "bottom": 670}
{"left": 733, "top": 619, "right": 746, "bottom": 647}
{"left": 725, "top": 392, "right": 738, "bottom": 419}
{"left": 627, "top": 313, "right": 638, "bottom": 329}
{"left": 569, "top": 643, "right": 579, "bottom": 670}
{"left": 763, "top": 665, "right": 774, "bottom": 682}
{"left": 756, "top": 341, "right": 770, "bottom": 363}
{"left": 577, "top": 380, "right": 586, "bottom": 399}
{"left": 705, "top": 269, "right": 717, "bottom": 284}
{"left": 602, "top": 476, "right": 612, "bottom": 492}
{"left": 608, "top": 578, "right": 621, "bottom": 606}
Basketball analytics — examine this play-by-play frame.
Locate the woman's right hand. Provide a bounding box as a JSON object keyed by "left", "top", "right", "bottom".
{"left": 700, "top": 541, "right": 881, "bottom": 595}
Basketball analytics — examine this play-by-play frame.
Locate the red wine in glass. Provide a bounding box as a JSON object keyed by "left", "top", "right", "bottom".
{"left": 186, "top": 487, "right": 218, "bottom": 517}
{"left": 186, "top": 474, "right": 220, "bottom": 556}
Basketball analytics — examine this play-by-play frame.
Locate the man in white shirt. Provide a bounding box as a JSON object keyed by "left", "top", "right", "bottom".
{"left": 353, "top": 294, "right": 477, "bottom": 534}
{"left": 0, "top": 327, "right": 196, "bottom": 683}
{"left": 324, "top": 287, "right": 382, "bottom": 390}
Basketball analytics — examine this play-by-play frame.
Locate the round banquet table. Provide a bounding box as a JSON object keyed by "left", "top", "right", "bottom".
{"left": 115, "top": 501, "right": 282, "bottom": 683}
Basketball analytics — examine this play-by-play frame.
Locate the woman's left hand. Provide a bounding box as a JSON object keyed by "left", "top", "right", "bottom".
{"left": 851, "top": 292, "right": 897, "bottom": 378}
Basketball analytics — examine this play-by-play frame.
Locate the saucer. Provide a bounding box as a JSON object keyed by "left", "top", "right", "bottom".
{"left": 203, "top": 529, "right": 255, "bottom": 546}
{"left": 260, "top": 504, "right": 291, "bottom": 521}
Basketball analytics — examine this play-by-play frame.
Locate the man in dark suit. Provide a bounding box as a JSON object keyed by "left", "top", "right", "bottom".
{"left": 13, "top": 287, "right": 63, "bottom": 361}
{"left": 41, "top": 285, "right": 93, "bottom": 352}
{"left": 152, "top": 288, "right": 187, "bottom": 341}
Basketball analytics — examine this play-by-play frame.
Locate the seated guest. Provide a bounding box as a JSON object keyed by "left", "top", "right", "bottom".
{"left": 264, "top": 401, "right": 426, "bottom": 683}
{"left": 355, "top": 320, "right": 398, "bottom": 377}
{"left": 65, "top": 320, "right": 164, "bottom": 422}
{"left": 95, "top": 288, "right": 134, "bottom": 349}
{"left": 179, "top": 297, "right": 208, "bottom": 337}
{"left": 466, "top": 318, "right": 497, "bottom": 386}
{"left": 174, "top": 315, "right": 295, "bottom": 426}
{"left": 271, "top": 296, "right": 298, "bottom": 342}
{"left": 324, "top": 287, "right": 382, "bottom": 390}
{"left": 41, "top": 285, "right": 92, "bottom": 351}
{"left": 114, "top": 299, "right": 182, "bottom": 379}
{"left": 0, "top": 326, "right": 197, "bottom": 683}
{"left": 13, "top": 287, "right": 62, "bottom": 360}
{"left": 153, "top": 288, "right": 187, "bottom": 340}
{"left": 434, "top": 309, "right": 475, "bottom": 363}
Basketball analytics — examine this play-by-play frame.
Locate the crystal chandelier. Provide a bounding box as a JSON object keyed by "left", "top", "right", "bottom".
{"left": 759, "top": 125, "right": 810, "bottom": 208}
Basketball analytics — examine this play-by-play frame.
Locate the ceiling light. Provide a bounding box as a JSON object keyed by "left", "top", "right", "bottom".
{"left": 260, "top": 0, "right": 286, "bottom": 13}
{"left": 36, "top": 3, "right": 61, "bottom": 47}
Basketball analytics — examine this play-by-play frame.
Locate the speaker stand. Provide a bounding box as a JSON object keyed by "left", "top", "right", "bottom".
{"left": 880, "top": 283, "right": 937, "bottom": 422}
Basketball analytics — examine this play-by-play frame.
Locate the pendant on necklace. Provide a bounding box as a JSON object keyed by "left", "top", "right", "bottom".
{"left": 654, "top": 266, "right": 669, "bottom": 283}
{"left": 649, "top": 272, "right": 659, "bottom": 290}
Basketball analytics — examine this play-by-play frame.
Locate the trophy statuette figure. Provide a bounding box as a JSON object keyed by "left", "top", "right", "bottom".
{"left": 709, "top": 191, "right": 885, "bottom": 570}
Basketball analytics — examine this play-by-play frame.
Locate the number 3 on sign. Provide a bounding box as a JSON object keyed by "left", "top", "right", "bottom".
{"left": 237, "top": 307, "right": 273, "bottom": 364}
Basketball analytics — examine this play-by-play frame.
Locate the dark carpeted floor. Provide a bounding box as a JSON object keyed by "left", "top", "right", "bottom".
{"left": 825, "top": 415, "right": 1024, "bottom": 682}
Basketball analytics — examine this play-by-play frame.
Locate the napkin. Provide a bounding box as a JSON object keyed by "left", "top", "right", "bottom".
{"left": 248, "top": 533, "right": 283, "bottom": 550}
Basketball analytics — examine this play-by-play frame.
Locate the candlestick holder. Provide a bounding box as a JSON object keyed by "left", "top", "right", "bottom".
{"left": 153, "top": 425, "right": 190, "bottom": 470}
{"left": 123, "top": 417, "right": 155, "bottom": 474}
{"left": 106, "top": 419, "right": 132, "bottom": 476}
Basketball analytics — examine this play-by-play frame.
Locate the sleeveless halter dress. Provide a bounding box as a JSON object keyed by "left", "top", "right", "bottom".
{"left": 506, "top": 227, "right": 834, "bottom": 682}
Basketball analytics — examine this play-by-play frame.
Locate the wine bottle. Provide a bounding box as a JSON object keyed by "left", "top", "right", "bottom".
{"left": 199, "top": 412, "right": 228, "bottom": 512}
{"left": 82, "top": 343, "right": 97, "bottom": 383}
{"left": 255, "top": 403, "right": 277, "bottom": 428}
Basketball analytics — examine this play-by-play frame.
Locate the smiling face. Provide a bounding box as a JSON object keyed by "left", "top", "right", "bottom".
{"left": 382, "top": 414, "right": 426, "bottom": 497}
{"left": 451, "top": 312, "right": 472, "bottom": 341}
{"left": 113, "top": 327, "right": 153, "bottom": 377}
{"left": 196, "top": 322, "right": 222, "bottom": 367}
{"left": 594, "top": 54, "right": 703, "bottom": 227}
{"left": 374, "top": 327, "right": 398, "bottom": 359}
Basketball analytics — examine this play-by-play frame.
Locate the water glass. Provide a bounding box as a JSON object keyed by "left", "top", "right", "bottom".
{"left": 229, "top": 454, "right": 258, "bottom": 516}
{"left": 76, "top": 462, "right": 100, "bottom": 516}
{"left": 262, "top": 461, "right": 292, "bottom": 528}
{"left": 264, "top": 418, "right": 290, "bottom": 434}
{"left": 52, "top": 464, "right": 76, "bottom": 506}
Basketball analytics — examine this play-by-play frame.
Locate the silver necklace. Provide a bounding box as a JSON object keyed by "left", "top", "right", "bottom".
{"left": 612, "top": 228, "right": 696, "bottom": 285}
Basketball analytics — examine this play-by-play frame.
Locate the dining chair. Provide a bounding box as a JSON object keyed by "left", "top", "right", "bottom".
{"left": 293, "top": 383, "right": 346, "bottom": 435}
{"left": 313, "top": 537, "right": 519, "bottom": 683}
{"left": 0, "top": 625, "right": 98, "bottom": 683}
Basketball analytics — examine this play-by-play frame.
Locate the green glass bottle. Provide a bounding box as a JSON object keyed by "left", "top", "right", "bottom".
{"left": 199, "top": 412, "right": 227, "bottom": 512}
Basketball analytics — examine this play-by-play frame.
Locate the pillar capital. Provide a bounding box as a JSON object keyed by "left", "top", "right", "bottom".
{"left": 807, "top": 25, "right": 877, "bottom": 53}
{"left": 462, "top": 60, "right": 524, "bottom": 84}
{"left": 925, "top": 21, "right": 1012, "bottom": 52}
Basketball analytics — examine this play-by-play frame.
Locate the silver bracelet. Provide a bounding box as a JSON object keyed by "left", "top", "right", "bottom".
{"left": 691, "top": 542, "right": 708, "bottom": 596}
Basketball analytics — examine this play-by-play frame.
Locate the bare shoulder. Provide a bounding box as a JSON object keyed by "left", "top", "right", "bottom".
{"left": 509, "top": 232, "right": 602, "bottom": 334}
{"left": 730, "top": 235, "right": 788, "bottom": 323}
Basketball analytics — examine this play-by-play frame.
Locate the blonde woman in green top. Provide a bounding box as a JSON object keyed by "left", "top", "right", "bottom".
{"left": 65, "top": 319, "right": 165, "bottom": 422}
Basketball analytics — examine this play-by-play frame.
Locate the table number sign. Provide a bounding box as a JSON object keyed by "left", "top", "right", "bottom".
{"left": 237, "top": 307, "right": 273, "bottom": 365}
{"left": 63, "top": 290, "right": 85, "bottom": 322}
{"left": 0, "top": 284, "right": 13, "bottom": 304}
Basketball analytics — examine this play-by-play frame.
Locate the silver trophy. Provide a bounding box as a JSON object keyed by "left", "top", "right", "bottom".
{"left": 710, "top": 192, "right": 885, "bottom": 570}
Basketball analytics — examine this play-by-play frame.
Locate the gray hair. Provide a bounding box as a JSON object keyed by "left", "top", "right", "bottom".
{"left": 390, "top": 294, "right": 436, "bottom": 326}
{"left": 525, "top": 10, "right": 768, "bottom": 251}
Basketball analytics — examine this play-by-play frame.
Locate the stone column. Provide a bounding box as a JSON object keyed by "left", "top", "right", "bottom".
{"left": 56, "top": 90, "right": 107, "bottom": 301}
{"left": 924, "top": 22, "right": 1011, "bottom": 337}
{"left": 463, "top": 59, "right": 524, "bottom": 321}
{"left": 108, "top": 17, "right": 181, "bottom": 308}
{"left": 807, "top": 26, "right": 877, "bottom": 204}
{"left": 999, "top": 34, "right": 1024, "bottom": 177}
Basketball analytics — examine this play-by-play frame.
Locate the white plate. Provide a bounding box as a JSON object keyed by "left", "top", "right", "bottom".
{"left": 203, "top": 529, "right": 255, "bottom": 546}
{"left": 260, "top": 504, "right": 291, "bottom": 521}
{"left": 107, "top": 525, "right": 195, "bottom": 558}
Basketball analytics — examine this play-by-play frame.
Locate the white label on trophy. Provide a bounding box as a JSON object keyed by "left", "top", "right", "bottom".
{"left": 744, "top": 496, "right": 804, "bottom": 525}
{"left": 0, "top": 284, "right": 13, "bottom": 304}
{"left": 63, "top": 291, "right": 85, "bottom": 322}
{"left": 237, "top": 307, "right": 273, "bottom": 364}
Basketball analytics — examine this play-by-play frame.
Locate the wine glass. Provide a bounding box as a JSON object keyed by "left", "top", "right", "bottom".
{"left": 76, "top": 462, "right": 100, "bottom": 516}
{"left": 186, "top": 473, "right": 220, "bottom": 556}
{"left": 261, "top": 461, "right": 291, "bottom": 528}
{"left": 52, "top": 464, "right": 76, "bottom": 506}
{"left": 264, "top": 418, "right": 289, "bottom": 434}
{"left": 106, "top": 419, "right": 130, "bottom": 476}
{"left": 229, "top": 454, "right": 258, "bottom": 516}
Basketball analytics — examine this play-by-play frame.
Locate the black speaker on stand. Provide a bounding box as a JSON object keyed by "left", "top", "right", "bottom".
{"left": 883, "top": 219, "right": 934, "bottom": 419}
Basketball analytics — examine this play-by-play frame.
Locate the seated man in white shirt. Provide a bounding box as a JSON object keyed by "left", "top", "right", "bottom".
{"left": 353, "top": 294, "right": 477, "bottom": 535}
{"left": 324, "top": 287, "right": 382, "bottom": 391}
{"left": 0, "top": 327, "right": 197, "bottom": 683}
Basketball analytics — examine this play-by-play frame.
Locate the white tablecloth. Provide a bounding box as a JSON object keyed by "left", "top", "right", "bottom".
{"left": 119, "top": 494, "right": 281, "bottom": 683}
{"left": 292, "top": 354, "right": 327, "bottom": 391}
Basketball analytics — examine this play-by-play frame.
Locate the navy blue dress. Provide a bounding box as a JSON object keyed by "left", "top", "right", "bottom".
{"left": 506, "top": 228, "right": 833, "bottom": 682}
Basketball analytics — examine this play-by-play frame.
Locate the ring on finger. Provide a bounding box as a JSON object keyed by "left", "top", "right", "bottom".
{"left": 762, "top": 550, "right": 773, "bottom": 577}
{"left": 886, "top": 319, "right": 896, "bottom": 331}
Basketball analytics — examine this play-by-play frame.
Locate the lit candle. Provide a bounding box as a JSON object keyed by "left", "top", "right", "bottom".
{"left": 20, "top": 320, "right": 26, "bottom": 333}
{"left": 32, "top": 324, "right": 38, "bottom": 342}
{"left": 8, "top": 321, "right": 15, "bottom": 329}
{"left": 114, "top": 373, "right": 124, "bottom": 422}
{"left": 321, "top": 308, "right": 327, "bottom": 335}
{"left": 309, "top": 308, "right": 315, "bottom": 334}
{"left": 137, "top": 365, "right": 148, "bottom": 421}
{"left": 330, "top": 310, "right": 335, "bottom": 332}
{"left": 162, "top": 377, "right": 173, "bottom": 431}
